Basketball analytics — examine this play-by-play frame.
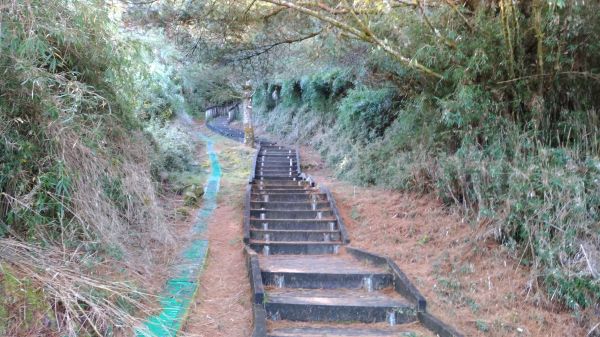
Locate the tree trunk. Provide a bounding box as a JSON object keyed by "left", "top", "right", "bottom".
{"left": 243, "top": 81, "right": 255, "bottom": 148}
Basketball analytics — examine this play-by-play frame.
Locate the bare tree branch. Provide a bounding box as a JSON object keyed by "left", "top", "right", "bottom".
{"left": 259, "top": 0, "right": 443, "bottom": 79}
{"left": 228, "top": 30, "right": 322, "bottom": 63}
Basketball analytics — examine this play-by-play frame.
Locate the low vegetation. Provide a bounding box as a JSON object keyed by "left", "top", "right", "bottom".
{"left": 0, "top": 1, "right": 198, "bottom": 335}
{"left": 244, "top": 1, "right": 600, "bottom": 323}
{"left": 2, "top": 0, "right": 599, "bottom": 334}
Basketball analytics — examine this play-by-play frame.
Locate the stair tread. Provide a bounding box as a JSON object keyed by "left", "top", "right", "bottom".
{"left": 253, "top": 185, "right": 309, "bottom": 187}
{"left": 252, "top": 229, "right": 338, "bottom": 233}
{"left": 250, "top": 209, "right": 333, "bottom": 212}
{"left": 252, "top": 190, "right": 318, "bottom": 193}
{"left": 250, "top": 218, "right": 337, "bottom": 222}
{"left": 251, "top": 240, "right": 342, "bottom": 245}
{"left": 266, "top": 288, "right": 409, "bottom": 307}
{"left": 269, "top": 327, "right": 416, "bottom": 337}
{"left": 253, "top": 192, "right": 315, "bottom": 195}
{"left": 260, "top": 254, "right": 387, "bottom": 275}
{"left": 252, "top": 190, "right": 319, "bottom": 193}
{"left": 251, "top": 201, "right": 327, "bottom": 205}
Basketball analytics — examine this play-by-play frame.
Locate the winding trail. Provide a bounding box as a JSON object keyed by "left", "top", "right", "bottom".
{"left": 138, "top": 131, "right": 221, "bottom": 337}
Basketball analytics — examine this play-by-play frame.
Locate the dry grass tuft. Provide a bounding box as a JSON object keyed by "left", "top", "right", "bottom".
{"left": 0, "top": 239, "right": 155, "bottom": 336}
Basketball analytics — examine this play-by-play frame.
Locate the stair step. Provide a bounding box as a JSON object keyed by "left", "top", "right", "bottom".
{"left": 256, "top": 165, "right": 298, "bottom": 169}
{"left": 255, "top": 178, "right": 306, "bottom": 183}
{"left": 258, "top": 154, "right": 297, "bottom": 158}
{"left": 256, "top": 172, "right": 300, "bottom": 176}
{"left": 257, "top": 160, "right": 298, "bottom": 164}
{"left": 257, "top": 166, "right": 298, "bottom": 170}
{"left": 250, "top": 218, "right": 336, "bottom": 225}
{"left": 268, "top": 324, "right": 418, "bottom": 337}
{"left": 254, "top": 180, "right": 306, "bottom": 186}
{"left": 250, "top": 210, "right": 334, "bottom": 220}
{"left": 251, "top": 202, "right": 330, "bottom": 210}
{"left": 252, "top": 190, "right": 320, "bottom": 195}
{"left": 256, "top": 173, "right": 301, "bottom": 177}
{"left": 260, "top": 255, "right": 392, "bottom": 289}
{"left": 250, "top": 241, "right": 342, "bottom": 255}
{"left": 265, "top": 288, "right": 415, "bottom": 323}
{"left": 256, "top": 163, "right": 299, "bottom": 169}
{"left": 251, "top": 194, "right": 327, "bottom": 202}
{"left": 253, "top": 185, "right": 307, "bottom": 190}
{"left": 251, "top": 220, "right": 337, "bottom": 231}
{"left": 259, "top": 154, "right": 297, "bottom": 158}
{"left": 251, "top": 229, "right": 341, "bottom": 242}
{"left": 255, "top": 176, "right": 301, "bottom": 181}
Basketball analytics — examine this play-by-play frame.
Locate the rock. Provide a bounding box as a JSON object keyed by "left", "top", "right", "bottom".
{"left": 184, "top": 184, "right": 204, "bottom": 206}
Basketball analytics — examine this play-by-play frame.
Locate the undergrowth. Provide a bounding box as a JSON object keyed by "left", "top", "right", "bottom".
{"left": 253, "top": 2, "right": 600, "bottom": 321}
{"left": 0, "top": 1, "right": 197, "bottom": 335}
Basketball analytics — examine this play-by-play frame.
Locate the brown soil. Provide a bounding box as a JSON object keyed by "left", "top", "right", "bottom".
{"left": 182, "top": 125, "right": 255, "bottom": 337}
{"left": 295, "top": 144, "right": 587, "bottom": 337}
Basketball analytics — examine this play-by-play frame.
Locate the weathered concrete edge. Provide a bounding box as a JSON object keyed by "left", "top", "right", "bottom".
{"left": 249, "top": 143, "right": 261, "bottom": 184}
{"left": 388, "top": 260, "right": 427, "bottom": 312}
{"left": 245, "top": 146, "right": 268, "bottom": 337}
{"left": 244, "top": 246, "right": 265, "bottom": 304}
{"left": 346, "top": 247, "right": 462, "bottom": 336}
{"left": 418, "top": 312, "right": 464, "bottom": 337}
{"left": 346, "top": 246, "right": 426, "bottom": 311}
{"left": 251, "top": 303, "right": 268, "bottom": 337}
{"left": 295, "top": 145, "right": 302, "bottom": 176}
{"left": 244, "top": 247, "right": 267, "bottom": 337}
{"left": 243, "top": 184, "right": 252, "bottom": 244}
{"left": 297, "top": 171, "right": 349, "bottom": 244}
{"left": 345, "top": 246, "right": 388, "bottom": 265}
{"left": 319, "top": 185, "right": 350, "bottom": 244}
{"left": 295, "top": 148, "right": 349, "bottom": 244}
{"left": 244, "top": 143, "right": 260, "bottom": 244}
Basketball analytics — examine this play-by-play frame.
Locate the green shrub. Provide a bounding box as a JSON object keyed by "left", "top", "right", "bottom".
{"left": 145, "top": 121, "right": 194, "bottom": 173}
{"left": 253, "top": 82, "right": 270, "bottom": 113}
{"left": 300, "top": 74, "right": 333, "bottom": 112}
{"left": 338, "top": 87, "right": 398, "bottom": 143}
{"left": 0, "top": 2, "right": 189, "bottom": 335}
{"left": 280, "top": 80, "right": 302, "bottom": 107}
{"left": 436, "top": 137, "right": 600, "bottom": 309}
{"left": 181, "top": 63, "right": 239, "bottom": 114}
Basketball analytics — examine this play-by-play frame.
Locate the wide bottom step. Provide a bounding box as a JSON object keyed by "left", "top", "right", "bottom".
{"left": 268, "top": 321, "right": 435, "bottom": 337}
{"left": 266, "top": 288, "right": 416, "bottom": 323}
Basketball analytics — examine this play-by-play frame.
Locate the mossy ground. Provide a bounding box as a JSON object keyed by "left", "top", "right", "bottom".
{"left": 0, "top": 265, "right": 53, "bottom": 336}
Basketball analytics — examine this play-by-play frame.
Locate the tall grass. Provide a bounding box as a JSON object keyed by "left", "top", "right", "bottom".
{"left": 253, "top": 2, "right": 600, "bottom": 316}
{"left": 0, "top": 1, "right": 194, "bottom": 335}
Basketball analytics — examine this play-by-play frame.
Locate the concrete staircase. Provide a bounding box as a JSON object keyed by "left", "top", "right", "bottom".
{"left": 203, "top": 117, "right": 461, "bottom": 337}
{"left": 242, "top": 145, "right": 462, "bottom": 337}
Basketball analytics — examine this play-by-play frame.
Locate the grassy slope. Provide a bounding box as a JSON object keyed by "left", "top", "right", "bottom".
{"left": 0, "top": 2, "right": 200, "bottom": 335}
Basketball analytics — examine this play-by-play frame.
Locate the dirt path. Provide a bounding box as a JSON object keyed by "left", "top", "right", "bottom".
{"left": 182, "top": 126, "right": 255, "bottom": 337}
{"left": 295, "top": 145, "right": 586, "bottom": 337}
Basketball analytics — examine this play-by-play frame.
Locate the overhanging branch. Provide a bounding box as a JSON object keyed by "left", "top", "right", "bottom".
{"left": 228, "top": 30, "right": 322, "bottom": 63}
{"left": 259, "top": 0, "right": 443, "bottom": 79}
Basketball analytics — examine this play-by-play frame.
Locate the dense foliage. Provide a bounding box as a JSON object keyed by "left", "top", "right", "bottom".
{"left": 241, "top": 0, "right": 600, "bottom": 318}
{"left": 0, "top": 1, "right": 196, "bottom": 335}
{"left": 1, "top": 0, "right": 599, "bottom": 334}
